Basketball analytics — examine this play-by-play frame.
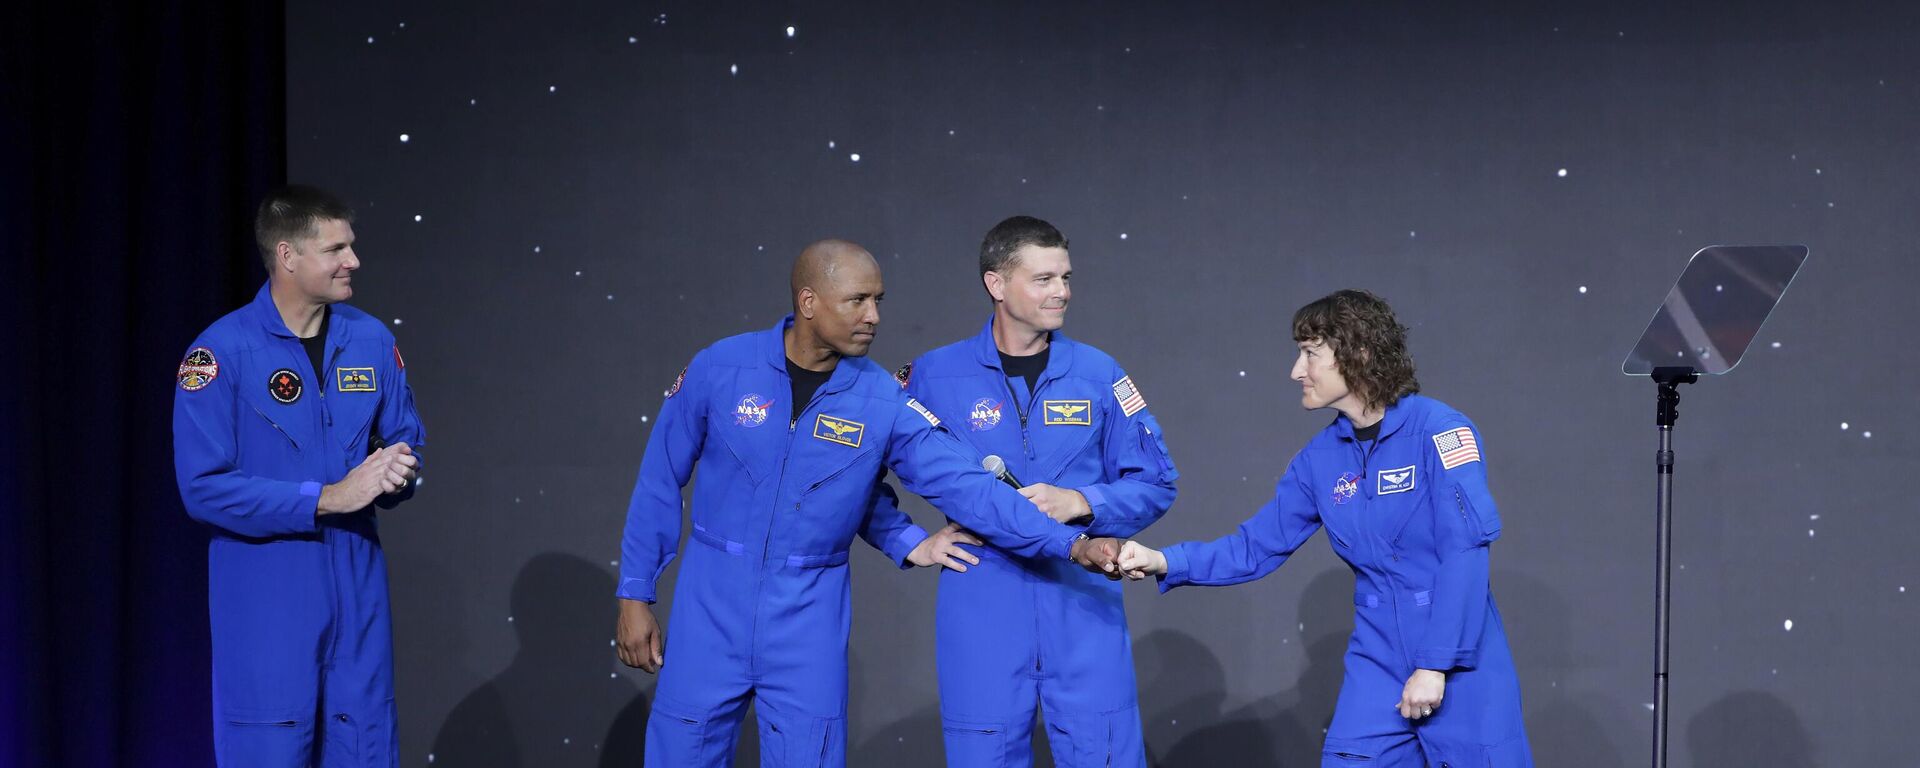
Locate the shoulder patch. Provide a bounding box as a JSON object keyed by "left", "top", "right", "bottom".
{"left": 1112, "top": 375, "right": 1147, "bottom": 417}
{"left": 906, "top": 397, "right": 941, "bottom": 427}
{"left": 177, "top": 347, "right": 219, "bottom": 391}
{"left": 894, "top": 362, "right": 913, "bottom": 389}
{"left": 1433, "top": 427, "right": 1481, "bottom": 469}
{"left": 665, "top": 366, "right": 687, "bottom": 398}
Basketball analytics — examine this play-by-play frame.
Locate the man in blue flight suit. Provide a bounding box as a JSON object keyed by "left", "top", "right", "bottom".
{"left": 1116, "top": 290, "right": 1533, "bottom": 767}
{"left": 900, "top": 215, "right": 1177, "bottom": 767}
{"left": 172, "top": 185, "right": 426, "bottom": 767}
{"left": 614, "top": 239, "right": 1125, "bottom": 768}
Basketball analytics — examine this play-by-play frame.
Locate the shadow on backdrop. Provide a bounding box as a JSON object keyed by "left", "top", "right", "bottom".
{"left": 1491, "top": 567, "right": 1629, "bottom": 767}
{"left": 1132, "top": 566, "right": 1351, "bottom": 766}
{"left": 429, "top": 552, "right": 651, "bottom": 767}
{"left": 1686, "top": 690, "right": 1813, "bottom": 768}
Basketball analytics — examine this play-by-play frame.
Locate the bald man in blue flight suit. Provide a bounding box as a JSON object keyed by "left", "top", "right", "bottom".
{"left": 899, "top": 216, "right": 1176, "bottom": 767}
{"left": 614, "top": 239, "right": 1124, "bottom": 768}
{"left": 1118, "top": 290, "right": 1533, "bottom": 767}
{"left": 172, "top": 186, "right": 425, "bottom": 767}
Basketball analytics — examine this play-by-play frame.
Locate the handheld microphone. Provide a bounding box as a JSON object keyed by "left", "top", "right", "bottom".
{"left": 982, "top": 455, "right": 1022, "bottom": 490}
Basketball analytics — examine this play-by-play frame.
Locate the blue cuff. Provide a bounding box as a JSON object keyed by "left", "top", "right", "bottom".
{"left": 1157, "top": 542, "right": 1192, "bottom": 593}
{"left": 888, "top": 525, "right": 931, "bottom": 569}
{"left": 1411, "top": 647, "right": 1478, "bottom": 671}
{"left": 616, "top": 577, "right": 658, "bottom": 604}
{"left": 299, "top": 480, "right": 322, "bottom": 497}
{"left": 1078, "top": 484, "right": 1108, "bottom": 510}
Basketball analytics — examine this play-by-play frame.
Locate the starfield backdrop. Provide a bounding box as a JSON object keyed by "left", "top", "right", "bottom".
{"left": 286, "top": 2, "right": 1920, "bottom": 765}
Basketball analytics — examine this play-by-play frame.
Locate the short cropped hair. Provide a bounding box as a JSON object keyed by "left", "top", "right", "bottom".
{"left": 979, "top": 215, "right": 1068, "bottom": 276}
{"left": 254, "top": 185, "right": 355, "bottom": 272}
{"left": 1292, "top": 289, "right": 1421, "bottom": 410}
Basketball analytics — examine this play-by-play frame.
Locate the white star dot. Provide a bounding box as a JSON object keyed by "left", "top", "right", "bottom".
{"left": 1119, "top": 233, "right": 1128, "bottom": 240}
{"left": 1556, "top": 168, "right": 1568, "bottom": 177}
{"left": 610, "top": 673, "right": 618, "bottom": 678}
{"left": 412, "top": 214, "right": 422, "bottom": 222}
{"left": 574, "top": 270, "right": 582, "bottom": 276}
{"left": 1578, "top": 286, "right": 1587, "bottom": 294}
{"left": 607, "top": 294, "right": 614, "bottom": 300}
{"left": 548, "top": 85, "right": 557, "bottom": 93}
{"left": 507, "top": 616, "right": 515, "bottom": 623}
{"left": 1841, "top": 422, "right": 1849, "bottom": 430}
{"left": 1238, "top": 371, "right": 1246, "bottom": 377}
{"left": 398, "top": 133, "right": 410, "bottom": 143}
{"left": 1770, "top": 341, "right": 1782, "bottom": 348}
{"left": 786, "top": 25, "right": 796, "bottom": 37}
{"left": 1783, "top": 619, "right": 1793, "bottom": 631}
{"left": 367, "top": 36, "right": 375, "bottom": 44}
{"left": 849, "top": 153, "right": 861, "bottom": 162}
{"left": 1815, "top": 168, "right": 1822, "bottom": 174}
{"left": 729, "top": 64, "right": 738, "bottom": 75}
{"left": 1808, "top": 529, "right": 1815, "bottom": 537}
{"left": 392, "top": 318, "right": 403, "bottom": 325}
{"left": 628, "top": 36, "right": 637, "bottom": 44}
{"left": 534, "top": 246, "right": 542, "bottom": 253}
{"left": 641, "top": 415, "right": 649, "bottom": 423}
{"left": 469, "top": 98, "right": 476, "bottom": 105}
{"left": 428, "top": 755, "right": 434, "bottom": 764}
{"left": 828, "top": 140, "right": 836, "bottom": 149}
{"left": 1864, "top": 431, "right": 1872, "bottom": 438}
{"left": 1902, "top": 586, "right": 1907, "bottom": 593}
{"left": 1409, "top": 230, "right": 1416, "bottom": 238}
{"left": 1715, "top": 284, "right": 1723, "bottom": 292}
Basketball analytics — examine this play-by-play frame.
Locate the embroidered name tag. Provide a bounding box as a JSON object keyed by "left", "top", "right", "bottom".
{"left": 337, "top": 367, "right": 377, "bottom": 392}
{"left": 814, "top": 414, "right": 865, "bottom": 447}
{"left": 1377, "top": 465, "right": 1416, "bottom": 495}
{"left": 1042, "top": 399, "right": 1092, "bottom": 426}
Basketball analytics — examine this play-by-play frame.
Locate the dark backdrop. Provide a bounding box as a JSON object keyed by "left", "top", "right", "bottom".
{"left": 286, "top": 1, "right": 1920, "bottom": 766}
{"left": 3, "top": 2, "right": 283, "bottom": 767}
{"left": 15, "top": 1, "right": 1913, "bottom": 766}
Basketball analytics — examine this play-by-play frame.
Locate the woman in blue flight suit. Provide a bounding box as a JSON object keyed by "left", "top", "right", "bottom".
{"left": 1117, "top": 290, "right": 1532, "bottom": 767}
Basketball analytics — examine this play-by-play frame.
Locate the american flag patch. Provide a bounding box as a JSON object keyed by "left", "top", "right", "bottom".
{"left": 1432, "top": 427, "right": 1481, "bottom": 470}
{"left": 907, "top": 398, "right": 941, "bottom": 427}
{"left": 1112, "top": 376, "right": 1147, "bottom": 417}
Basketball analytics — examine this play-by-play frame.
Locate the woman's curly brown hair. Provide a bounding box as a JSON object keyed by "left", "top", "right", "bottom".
{"left": 1291, "top": 290, "right": 1420, "bottom": 410}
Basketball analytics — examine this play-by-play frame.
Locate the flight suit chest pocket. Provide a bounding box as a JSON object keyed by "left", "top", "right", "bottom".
{"left": 329, "top": 365, "right": 381, "bottom": 458}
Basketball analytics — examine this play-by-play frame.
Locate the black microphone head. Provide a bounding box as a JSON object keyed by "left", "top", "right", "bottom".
{"left": 982, "top": 455, "right": 1005, "bottom": 477}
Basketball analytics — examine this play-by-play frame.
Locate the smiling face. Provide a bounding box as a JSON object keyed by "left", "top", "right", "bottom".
{"left": 276, "top": 218, "right": 359, "bottom": 303}
{"left": 1291, "top": 337, "right": 1358, "bottom": 413}
{"left": 985, "top": 244, "right": 1072, "bottom": 336}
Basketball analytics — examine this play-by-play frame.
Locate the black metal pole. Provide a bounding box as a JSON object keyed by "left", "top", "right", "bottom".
{"left": 1651, "top": 366, "right": 1696, "bottom": 768}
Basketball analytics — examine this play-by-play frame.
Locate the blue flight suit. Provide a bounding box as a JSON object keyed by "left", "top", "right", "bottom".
{"left": 172, "top": 283, "right": 425, "bottom": 767}
{"left": 903, "top": 317, "right": 1178, "bottom": 768}
{"left": 619, "top": 316, "right": 1087, "bottom": 768}
{"left": 1158, "top": 395, "right": 1531, "bottom": 767}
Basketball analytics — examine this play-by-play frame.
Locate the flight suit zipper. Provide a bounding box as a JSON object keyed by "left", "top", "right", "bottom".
{"left": 1003, "top": 377, "right": 1034, "bottom": 460}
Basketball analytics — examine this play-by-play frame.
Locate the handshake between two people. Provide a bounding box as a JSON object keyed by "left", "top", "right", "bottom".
{"left": 1070, "top": 538, "right": 1167, "bottom": 581}
{"left": 905, "top": 482, "right": 1172, "bottom": 580}
{"left": 1017, "top": 482, "right": 1171, "bottom": 581}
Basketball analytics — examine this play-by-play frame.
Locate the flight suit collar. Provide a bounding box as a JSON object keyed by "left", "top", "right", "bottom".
{"left": 1332, "top": 397, "right": 1411, "bottom": 442}
{"left": 969, "top": 314, "right": 1076, "bottom": 382}
{"left": 762, "top": 313, "right": 861, "bottom": 398}
{"left": 248, "top": 281, "right": 354, "bottom": 347}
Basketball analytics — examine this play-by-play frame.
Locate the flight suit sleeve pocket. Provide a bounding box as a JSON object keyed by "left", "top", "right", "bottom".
{"left": 1136, "top": 421, "right": 1177, "bottom": 479}
{"left": 1449, "top": 480, "right": 1502, "bottom": 545}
